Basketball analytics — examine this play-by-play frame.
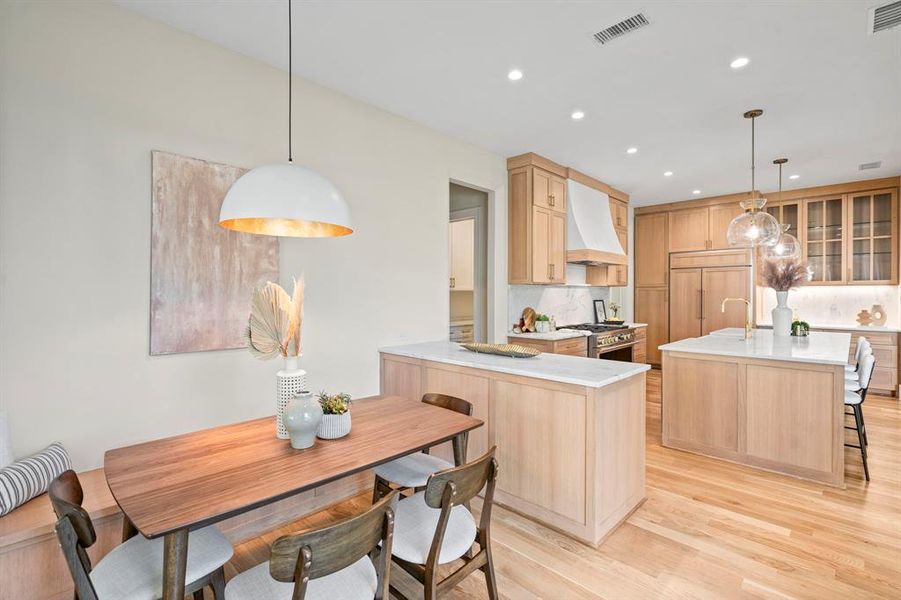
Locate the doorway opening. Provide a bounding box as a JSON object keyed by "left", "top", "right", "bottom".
{"left": 449, "top": 182, "right": 488, "bottom": 343}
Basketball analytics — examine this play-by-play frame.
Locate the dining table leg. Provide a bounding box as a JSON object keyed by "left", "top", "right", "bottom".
{"left": 162, "top": 529, "right": 189, "bottom": 600}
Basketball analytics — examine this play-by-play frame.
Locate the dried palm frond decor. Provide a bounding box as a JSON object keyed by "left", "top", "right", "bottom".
{"left": 247, "top": 278, "right": 307, "bottom": 439}
{"left": 761, "top": 258, "right": 810, "bottom": 337}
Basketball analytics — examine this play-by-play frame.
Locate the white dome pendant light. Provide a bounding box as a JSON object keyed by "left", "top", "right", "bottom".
{"left": 764, "top": 158, "right": 801, "bottom": 260}
{"left": 219, "top": 0, "right": 352, "bottom": 237}
{"left": 726, "top": 109, "right": 781, "bottom": 248}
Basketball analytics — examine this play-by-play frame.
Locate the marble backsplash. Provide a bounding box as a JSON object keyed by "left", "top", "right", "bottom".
{"left": 756, "top": 285, "right": 900, "bottom": 328}
{"left": 508, "top": 283, "right": 610, "bottom": 329}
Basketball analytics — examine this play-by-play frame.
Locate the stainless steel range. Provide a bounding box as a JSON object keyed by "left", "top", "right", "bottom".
{"left": 561, "top": 323, "right": 637, "bottom": 361}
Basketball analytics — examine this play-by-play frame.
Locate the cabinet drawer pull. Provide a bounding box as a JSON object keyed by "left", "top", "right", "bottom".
{"left": 450, "top": 277, "right": 455, "bottom": 288}
{"left": 548, "top": 195, "right": 555, "bottom": 207}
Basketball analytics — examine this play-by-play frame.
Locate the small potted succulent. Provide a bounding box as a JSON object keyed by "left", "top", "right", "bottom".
{"left": 535, "top": 314, "right": 551, "bottom": 333}
{"left": 316, "top": 391, "right": 352, "bottom": 439}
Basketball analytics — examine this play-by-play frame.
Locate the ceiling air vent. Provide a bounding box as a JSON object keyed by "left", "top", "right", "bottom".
{"left": 859, "top": 161, "right": 882, "bottom": 170}
{"left": 870, "top": 1, "right": 901, "bottom": 33}
{"left": 592, "top": 13, "right": 649, "bottom": 45}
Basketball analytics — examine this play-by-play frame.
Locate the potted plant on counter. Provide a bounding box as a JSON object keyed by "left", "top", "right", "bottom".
{"left": 535, "top": 314, "right": 551, "bottom": 333}
{"left": 761, "top": 257, "right": 810, "bottom": 337}
{"left": 317, "top": 391, "right": 352, "bottom": 439}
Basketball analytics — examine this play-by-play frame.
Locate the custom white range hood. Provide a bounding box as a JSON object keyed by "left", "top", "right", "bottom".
{"left": 566, "top": 178, "right": 627, "bottom": 266}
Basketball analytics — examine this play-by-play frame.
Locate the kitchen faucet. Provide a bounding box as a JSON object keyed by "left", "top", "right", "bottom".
{"left": 721, "top": 298, "right": 753, "bottom": 339}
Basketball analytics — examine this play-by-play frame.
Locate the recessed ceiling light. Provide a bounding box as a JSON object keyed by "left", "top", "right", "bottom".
{"left": 571, "top": 110, "right": 585, "bottom": 120}
{"left": 692, "top": 189, "right": 701, "bottom": 195}
{"left": 664, "top": 171, "right": 673, "bottom": 177}
{"left": 626, "top": 147, "right": 638, "bottom": 154}
{"left": 789, "top": 174, "right": 800, "bottom": 180}
{"left": 730, "top": 56, "right": 750, "bottom": 69}
{"left": 507, "top": 69, "right": 523, "bottom": 81}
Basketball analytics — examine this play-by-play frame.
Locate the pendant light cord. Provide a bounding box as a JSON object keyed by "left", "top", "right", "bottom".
{"left": 750, "top": 115, "right": 755, "bottom": 194}
{"left": 288, "top": 0, "right": 293, "bottom": 163}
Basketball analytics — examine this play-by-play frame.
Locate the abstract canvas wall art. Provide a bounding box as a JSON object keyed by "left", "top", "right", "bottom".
{"left": 150, "top": 151, "right": 279, "bottom": 355}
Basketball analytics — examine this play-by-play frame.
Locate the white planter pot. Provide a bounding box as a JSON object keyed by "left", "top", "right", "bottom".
{"left": 772, "top": 291, "right": 792, "bottom": 337}
{"left": 535, "top": 321, "right": 550, "bottom": 333}
{"left": 318, "top": 412, "right": 352, "bottom": 439}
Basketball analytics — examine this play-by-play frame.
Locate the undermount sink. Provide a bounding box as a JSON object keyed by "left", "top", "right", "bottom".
{"left": 708, "top": 328, "right": 752, "bottom": 339}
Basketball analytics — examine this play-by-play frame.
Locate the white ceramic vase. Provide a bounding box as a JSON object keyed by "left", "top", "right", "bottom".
{"left": 276, "top": 355, "right": 306, "bottom": 439}
{"left": 318, "top": 412, "right": 352, "bottom": 439}
{"left": 772, "top": 291, "right": 792, "bottom": 337}
{"left": 284, "top": 391, "right": 323, "bottom": 450}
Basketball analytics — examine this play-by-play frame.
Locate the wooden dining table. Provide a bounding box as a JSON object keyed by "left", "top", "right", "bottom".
{"left": 104, "top": 394, "right": 483, "bottom": 600}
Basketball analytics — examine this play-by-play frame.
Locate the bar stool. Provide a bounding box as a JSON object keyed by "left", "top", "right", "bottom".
{"left": 389, "top": 447, "right": 498, "bottom": 600}
{"left": 846, "top": 337, "right": 868, "bottom": 375}
{"left": 373, "top": 393, "right": 473, "bottom": 502}
{"left": 49, "top": 470, "right": 233, "bottom": 600}
{"left": 845, "top": 353, "right": 875, "bottom": 481}
{"left": 225, "top": 491, "right": 398, "bottom": 600}
{"left": 845, "top": 344, "right": 872, "bottom": 392}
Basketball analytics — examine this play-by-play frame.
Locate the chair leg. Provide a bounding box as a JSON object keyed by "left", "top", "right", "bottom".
{"left": 482, "top": 543, "right": 499, "bottom": 600}
{"left": 853, "top": 406, "right": 870, "bottom": 482}
{"left": 193, "top": 590, "right": 205, "bottom": 600}
{"left": 859, "top": 406, "right": 869, "bottom": 446}
{"left": 423, "top": 563, "right": 438, "bottom": 600}
{"left": 209, "top": 567, "right": 226, "bottom": 600}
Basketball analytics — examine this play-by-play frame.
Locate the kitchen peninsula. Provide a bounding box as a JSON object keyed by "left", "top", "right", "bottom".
{"left": 660, "top": 329, "right": 851, "bottom": 486}
{"left": 379, "top": 341, "right": 650, "bottom": 546}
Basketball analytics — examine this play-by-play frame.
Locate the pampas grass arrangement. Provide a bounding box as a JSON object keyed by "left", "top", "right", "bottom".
{"left": 761, "top": 258, "right": 810, "bottom": 292}
{"left": 246, "top": 277, "right": 304, "bottom": 359}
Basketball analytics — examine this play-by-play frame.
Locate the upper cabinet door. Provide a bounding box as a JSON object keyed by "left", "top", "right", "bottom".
{"left": 549, "top": 211, "right": 567, "bottom": 283}
{"left": 610, "top": 199, "right": 628, "bottom": 230}
{"left": 549, "top": 174, "right": 567, "bottom": 213}
{"left": 805, "top": 196, "right": 845, "bottom": 284}
{"left": 531, "top": 207, "right": 552, "bottom": 283}
{"left": 708, "top": 203, "right": 744, "bottom": 250}
{"left": 449, "top": 219, "right": 475, "bottom": 290}
{"left": 847, "top": 189, "right": 898, "bottom": 285}
{"left": 669, "top": 207, "right": 710, "bottom": 252}
{"left": 635, "top": 213, "right": 668, "bottom": 287}
{"left": 532, "top": 168, "right": 552, "bottom": 211}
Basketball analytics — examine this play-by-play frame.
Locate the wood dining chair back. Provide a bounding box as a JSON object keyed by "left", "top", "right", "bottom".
{"left": 265, "top": 491, "right": 398, "bottom": 600}
{"left": 421, "top": 393, "right": 474, "bottom": 466}
{"left": 391, "top": 446, "right": 499, "bottom": 600}
{"left": 49, "top": 470, "right": 101, "bottom": 600}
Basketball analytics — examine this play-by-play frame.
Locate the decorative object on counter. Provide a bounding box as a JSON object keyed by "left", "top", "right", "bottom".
{"left": 870, "top": 304, "right": 888, "bottom": 326}
{"left": 317, "top": 391, "right": 352, "bottom": 439}
{"left": 605, "top": 301, "right": 624, "bottom": 324}
{"left": 218, "top": 0, "right": 352, "bottom": 238}
{"left": 593, "top": 299, "right": 607, "bottom": 323}
{"left": 762, "top": 158, "right": 802, "bottom": 260}
{"left": 246, "top": 278, "right": 307, "bottom": 438}
{"left": 461, "top": 342, "right": 541, "bottom": 358}
{"left": 791, "top": 320, "right": 810, "bottom": 337}
{"left": 535, "top": 314, "right": 551, "bottom": 333}
{"left": 283, "top": 391, "right": 323, "bottom": 449}
{"left": 726, "top": 110, "right": 782, "bottom": 249}
{"left": 761, "top": 257, "right": 809, "bottom": 337}
{"left": 856, "top": 309, "right": 874, "bottom": 326}
{"left": 0, "top": 442, "right": 70, "bottom": 516}
{"left": 522, "top": 307, "right": 537, "bottom": 332}
{"left": 150, "top": 150, "right": 278, "bottom": 355}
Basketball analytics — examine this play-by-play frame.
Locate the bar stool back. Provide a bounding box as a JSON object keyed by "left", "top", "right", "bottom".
{"left": 845, "top": 353, "right": 875, "bottom": 481}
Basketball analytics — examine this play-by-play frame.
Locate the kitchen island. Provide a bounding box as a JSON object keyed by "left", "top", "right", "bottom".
{"left": 660, "top": 328, "right": 851, "bottom": 486}
{"left": 379, "top": 340, "right": 650, "bottom": 546}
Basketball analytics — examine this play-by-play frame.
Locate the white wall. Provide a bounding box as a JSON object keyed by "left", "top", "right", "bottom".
{"left": 0, "top": 1, "right": 506, "bottom": 469}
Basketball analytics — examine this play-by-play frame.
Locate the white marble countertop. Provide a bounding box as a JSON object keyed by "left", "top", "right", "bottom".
{"left": 507, "top": 323, "right": 649, "bottom": 341}
{"left": 757, "top": 322, "right": 901, "bottom": 334}
{"left": 659, "top": 328, "right": 852, "bottom": 366}
{"left": 380, "top": 340, "right": 650, "bottom": 388}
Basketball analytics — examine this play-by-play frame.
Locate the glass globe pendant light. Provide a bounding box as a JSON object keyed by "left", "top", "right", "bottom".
{"left": 219, "top": 0, "right": 352, "bottom": 237}
{"left": 764, "top": 158, "right": 801, "bottom": 260}
{"left": 726, "top": 110, "right": 781, "bottom": 248}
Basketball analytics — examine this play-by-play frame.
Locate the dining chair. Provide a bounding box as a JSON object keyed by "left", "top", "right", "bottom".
{"left": 844, "top": 353, "right": 875, "bottom": 481}
{"left": 372, "top": 393, "right": 473, "bottom": 502}
{"left": 390, "top": 446, "right": 498, "bottom": 600}
{"left": 845, "top": 344, "right": 872, "bottom": 391}
{"left": 49, "top": 470, "right": 232, "bottom": 600}
{"left": 845, "top": 336, "right": 868, "bottom": 375}
{"left": 224, "top": 491, "right": 398, "bottom": 600}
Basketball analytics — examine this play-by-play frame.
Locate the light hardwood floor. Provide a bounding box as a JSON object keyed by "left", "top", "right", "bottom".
{"left": 222, "top": 370, "right": 901, "bottom": 599}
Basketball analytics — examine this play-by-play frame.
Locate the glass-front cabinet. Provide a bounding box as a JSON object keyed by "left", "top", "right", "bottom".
{"left": 847, "top": 189, "right": 898, "bottom": 284}
{"left": 765, "top": 201, "right": 801, "bottom": 239}
{"left": 798, "top": 189, "right": 898, "bottom": 285}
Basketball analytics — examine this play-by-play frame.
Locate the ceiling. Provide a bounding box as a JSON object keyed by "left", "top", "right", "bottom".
{"left": 115, "top": 0, "right": 901, "bottom": 206}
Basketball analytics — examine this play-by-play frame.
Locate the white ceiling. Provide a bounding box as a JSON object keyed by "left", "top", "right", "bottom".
{"left": 115, "top": 0, "right": 901, "bottom": 206}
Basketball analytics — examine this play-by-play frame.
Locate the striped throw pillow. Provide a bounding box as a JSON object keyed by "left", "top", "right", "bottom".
{"left": 0, "top": 442, "right": 71, "bottom": 516}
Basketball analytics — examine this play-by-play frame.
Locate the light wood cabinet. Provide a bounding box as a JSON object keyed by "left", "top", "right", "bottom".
{"left": 508, "top": 154, "right": 569, "bottom": 284}
{"left": 701, "top": 267, "right": 751, "bottom": 335}
{"left": 669, "top": 268, "right": 703, "bottom": 341}
{"left": 448, "top": 218, "right": 474, "bottom": 290}
{"left": 846, "top": 188, "right": 898, "bottom": 284}
{"left": 668, "top": 207, "right": 710, "bottom": 252}
{"left": 610, "top": 199, "right": 628, "bottom": 229}
{"left": 634, "top": 287, "right": 668, "bottom": 365}
{"left": 708, "top": 203, "right": 744, "bottom": 249}
{"left": 804, "top": 195, "right": 846, "bottom": 284}
{"left": 585, "top": 202, "right": 630, "bottom": 287}
{"left": 508, "top": 336, "right": 587, "bottom": 357}
{"left": 635, "top": 213, "right": 668, "bottom": 287}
